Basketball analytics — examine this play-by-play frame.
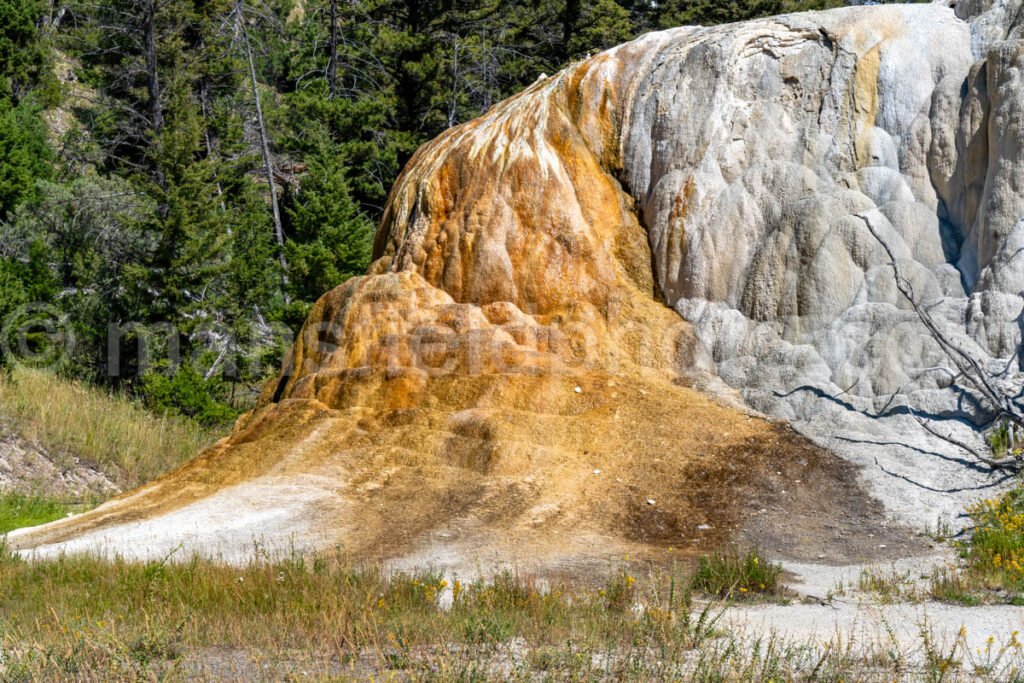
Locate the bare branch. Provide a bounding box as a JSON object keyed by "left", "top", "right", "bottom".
{"left": 856, "top": 212, "right": 1024, "bottom": 472}
{"left": 858, "top": 213, "right": 1022, "bottom": 427}
{"left": 913, "top": 415, "right": 1021, "bottom": 471}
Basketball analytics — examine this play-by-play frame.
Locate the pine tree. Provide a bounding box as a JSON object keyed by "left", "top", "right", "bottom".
{"left": 0, "top": 99, "right": 53, "bottom": 221}
{"left": 658, "top": 0, "right": 783, "bottom": 27}
{"left": 0, "top": 0, "right": 56, "bottom": 102}
{"left": 284, "top": 146, "right": 373, "bottom": 304}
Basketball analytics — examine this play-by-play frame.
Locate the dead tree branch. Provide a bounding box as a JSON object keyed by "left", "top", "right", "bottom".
{"left": 858, "top": 212, "right": 1024, "bottom": 470}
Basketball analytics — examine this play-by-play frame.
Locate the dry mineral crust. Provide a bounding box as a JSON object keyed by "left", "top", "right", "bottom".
{"left": 11, "top": 0, "right": 1024, "bottom": 567}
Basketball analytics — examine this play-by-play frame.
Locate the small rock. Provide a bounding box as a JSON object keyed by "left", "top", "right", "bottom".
{"left": 697, "top": 523, "right": 711, "bottom": 531}
{"left": 593, "top": 469, "right": 601, "bottom": 475}
{"left": 647, "top": 499, "right": 656, "bottom": 506}
{"left": 574, "top": 386, "right": 582, "bottom": 394}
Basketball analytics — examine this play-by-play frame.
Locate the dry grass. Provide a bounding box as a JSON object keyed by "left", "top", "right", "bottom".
{"left": 1, "top": 546, "right": 1022, "bottom": 681}
{"left": 857, "top": 567, "right": 922, "bottom": 604}
{"left": 0, "top": 547, "right": 716, "bottom": 679}
{"left": 0, "top": 366, "right": 226, "bottom": 489}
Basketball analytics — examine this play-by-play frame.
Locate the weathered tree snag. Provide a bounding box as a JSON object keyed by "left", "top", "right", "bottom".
{"left": 327, "top": 0, "right": 338, "bottom": 99}
{"left": 860, "top": 213, "right": 1024, "bottom": 471}
{"left": 144, "top": 0, "right": 163, "bottom": 135}
{"left": 236, "top": 0, "right": 290, "bottom": 295}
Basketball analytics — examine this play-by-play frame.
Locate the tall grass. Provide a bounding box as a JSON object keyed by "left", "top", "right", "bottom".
{"left": 0, "top": 547, "right": 712, "bottom": 679}
{"left": 0, "top": 366, "right": 226, "bottom": 488}
{"left": 924, "top": 487, "right": 1024, "bottom": 605}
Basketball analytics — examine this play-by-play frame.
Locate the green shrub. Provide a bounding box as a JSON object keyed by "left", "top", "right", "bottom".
{"left": 691, "top": 547, "right": 783, "bottom": 599}
{"left": 140, "top": 363, "right": 239, "bottom": 427}
{"left": 987, "top": 420, "right": 1021, "bottom": 460}
{"left": 929, "top": 488, "right": 1024, "bottom": 604}
{"left": 600, "top": 568, "right": 638, "bottom": 612}
{"left": 0, "top": 98, "right": 53, "bottom": 221}
{"left": 962, "top": 490, "right": 1024, "bottom": 593}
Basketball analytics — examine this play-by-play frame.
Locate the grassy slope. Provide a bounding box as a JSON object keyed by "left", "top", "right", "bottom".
{"left": 0, "top": 366, "right": 228, "bottom": 536}
{"left": 0, "top": 366, "right": 225, "bottom": 491}
{"left": 0, "top": 493, "right": 74, "bottom": 534}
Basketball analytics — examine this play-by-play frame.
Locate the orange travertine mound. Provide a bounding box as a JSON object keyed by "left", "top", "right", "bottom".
{"left": 10, "top": 30, "right": 902, "bottom": 570}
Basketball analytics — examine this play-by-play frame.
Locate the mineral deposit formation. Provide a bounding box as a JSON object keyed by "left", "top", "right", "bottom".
{"left": 12, "top": 0, "right": 1024, "bottom": 568}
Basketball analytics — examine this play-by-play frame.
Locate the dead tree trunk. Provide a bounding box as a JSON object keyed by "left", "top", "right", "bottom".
{"left": 327, "top": 0, "right": 338, "bottom": 98}
{"left": 448, "top": 40, "right": 460, "bottom": 129}
{"left": 144, "top": 0, "right": 163, "bottom": 134}
{"left": 237, "top": 1, "right": 290, "bottom": 297}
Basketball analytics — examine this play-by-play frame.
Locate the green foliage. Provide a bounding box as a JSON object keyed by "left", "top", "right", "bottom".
{"left": 2, "top": 176, "right": 157, "bottom": 374}
{"left": 929, "top": 565, "right": 982, "bottom": 605}
{"left": 927, "top": 488, "right": 1024, "bottom": 605}
{"left": 0, "top": 239, "right": 59, "bottom": 368}
{"left": 856, "top": 567, "right": 919, "bottom": 603}
{"left": 0, "top": 0, "right": 56, "bottom": 103}
{"left": 691, "top": 547, "right": 783, "bottom": 598}
{"left": 0, "top": 257, "right": 29, "bottom": 323}
{"left": 600, "top": 568, "right": 639, "bottom": 612}
{"left": 0, "top": 99, "right": 52, "bottom": 220}
{"left": 987, "top": 420, "right": 1021, "bottom": 459}
{"left": 7, "top": 176, "right": 156, "bottom": 291}
{"left": 961, "top": 490, "right": 1024, "bottom": 594}
{"left": 659, "top": 0, "right": 783, "bottom": 27}
{"left": 568, "top": 0, "right": 636, "bottom": 57}
{"left": 0, "top": 491, "right": 78, "bottom": 534}
{"left": 285, "top": 148, "right": 373, "bottom": 301}
{"left": 140, "top": 363, "right": 240, "bottom": 427}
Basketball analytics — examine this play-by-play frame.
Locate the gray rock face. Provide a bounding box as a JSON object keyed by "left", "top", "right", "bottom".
{"left": 607, "top": 3, "right": 1024, "bottom": 524}
{"left": 616, "top": 5, "right": 1007, "bottom": 402}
